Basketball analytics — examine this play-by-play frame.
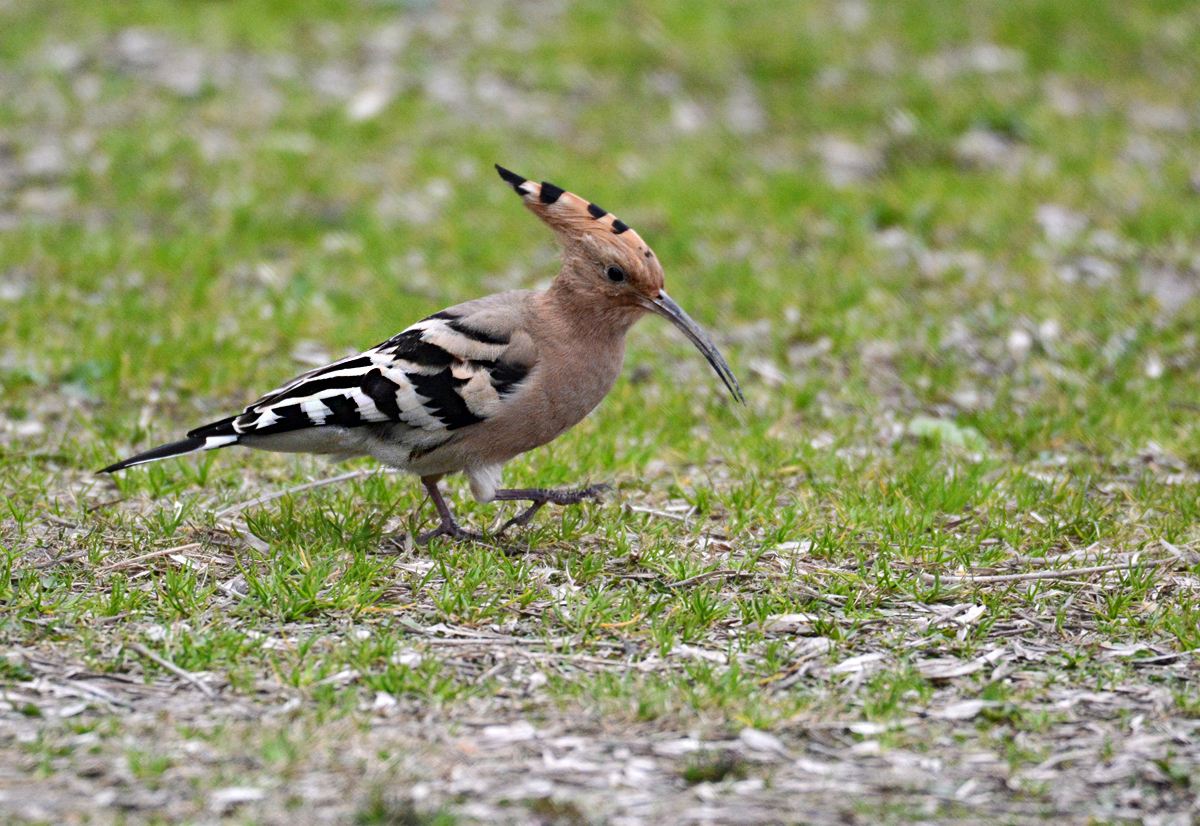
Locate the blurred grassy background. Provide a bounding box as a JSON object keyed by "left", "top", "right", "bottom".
{"left": 4, "top": 0, "right": 1200, "bottom": 690}
{"left": 2, "top": 0, "right": 1197, "bottom": 469}
{"left": 2, "top": 1, "right": 1200, "bottom": 821}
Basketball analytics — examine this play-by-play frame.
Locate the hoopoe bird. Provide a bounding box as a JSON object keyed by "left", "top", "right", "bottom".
{"left": 101, "top": 165, "right": 744, "bottom": 542}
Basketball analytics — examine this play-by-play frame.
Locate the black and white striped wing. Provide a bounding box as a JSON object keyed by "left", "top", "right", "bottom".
{"left": 193, "top": 307, "right": 533, "bottom": 442}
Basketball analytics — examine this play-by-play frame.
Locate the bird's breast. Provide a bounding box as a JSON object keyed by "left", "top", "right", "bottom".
{"left": 453, "top": 334, "right": 627, "bottom": 465}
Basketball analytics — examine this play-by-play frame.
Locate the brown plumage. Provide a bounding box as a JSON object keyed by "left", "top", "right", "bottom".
{"left": 100, "top": 165, "right": 743, "bottom": 542}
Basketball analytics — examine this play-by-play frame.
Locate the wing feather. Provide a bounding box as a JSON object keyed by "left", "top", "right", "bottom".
{"left": 231, "top": 299, "right": 535, "bottom": 442}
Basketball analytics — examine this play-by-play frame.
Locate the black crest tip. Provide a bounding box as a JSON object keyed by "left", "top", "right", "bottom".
{"left": 494, "top": 164, "right": 528, "bottom": 194}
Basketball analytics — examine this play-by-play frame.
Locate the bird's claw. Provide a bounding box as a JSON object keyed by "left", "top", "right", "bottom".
{"left": 563, "top": 483, "right": 610, "bottom": 503}
{"left": 497, "top": 502, "right": 546, "bottom": 534}
{"left": 495, "top": 483, "right": 610, "bottom": 534}
{"left": 415, "top": 483, "right": 611, "bottom": 543}
{"left": 416, "top": 521, "right": 485, "bottom": 545}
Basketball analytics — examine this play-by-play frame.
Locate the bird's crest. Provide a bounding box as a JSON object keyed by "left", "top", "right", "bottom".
{"left": 494, "top": 164, "right": 650, "bottom": 254}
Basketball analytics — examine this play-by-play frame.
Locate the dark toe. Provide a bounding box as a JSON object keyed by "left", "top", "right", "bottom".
{"left": 559, "top": 484, "right": 608, "bottom": 503}
{"left": 417, "top": 525, "right": 484, "bottom": 545}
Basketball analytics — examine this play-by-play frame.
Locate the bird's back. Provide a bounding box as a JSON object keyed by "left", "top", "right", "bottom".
{"left": 439, "top": 287, "right": 631, "bottom": 471}
{"left": 186, "top": 290, "right": 539, "bottom": 470}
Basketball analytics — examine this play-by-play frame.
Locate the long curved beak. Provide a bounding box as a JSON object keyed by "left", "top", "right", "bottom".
{"left": 639, "top": 290, "right": 745, "bottom": 404}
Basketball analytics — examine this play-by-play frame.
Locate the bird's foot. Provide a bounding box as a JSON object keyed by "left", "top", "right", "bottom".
{"left": 416, "top": 519, "right": 485, "bottom": 546}
{"left": 416, "top": 475, "right": 486, "bottom": 545}
{"left": 495, "top": 484, "right": 609, "bottom": 533}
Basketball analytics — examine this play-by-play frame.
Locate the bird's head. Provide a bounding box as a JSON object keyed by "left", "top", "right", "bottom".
{"left": 495, "top": 164, "right": 743, "bottom": 404}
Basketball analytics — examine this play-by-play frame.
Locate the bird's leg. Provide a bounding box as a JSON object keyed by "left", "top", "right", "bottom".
{"left": 417, "top": 476, "right": 484, "bottom": 544}
{"left": 493, "top": 484, "right": 609, "bottom": 533}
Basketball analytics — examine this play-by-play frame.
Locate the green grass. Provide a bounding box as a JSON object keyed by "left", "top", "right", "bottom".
{"left": 2, "top": 0, "right": 1200, "bottom": 822}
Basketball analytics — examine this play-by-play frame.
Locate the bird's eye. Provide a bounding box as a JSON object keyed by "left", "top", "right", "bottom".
{"left": 605, "top": 265, "right": 626, "bottom": 283}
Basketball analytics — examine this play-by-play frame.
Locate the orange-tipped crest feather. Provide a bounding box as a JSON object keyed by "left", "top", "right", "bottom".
{"left": 494, "top": 164, "right": 649, "bottom": 252}
{"left": 492, "top": 164, "right": 739, "bottom": 402}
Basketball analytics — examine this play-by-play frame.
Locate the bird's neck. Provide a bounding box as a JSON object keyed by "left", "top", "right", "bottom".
{"left": 540, "top": 275, "right": 643, "bottom": 341}
{"left": 524, "top": 276, "right": 634, "bottom": 442}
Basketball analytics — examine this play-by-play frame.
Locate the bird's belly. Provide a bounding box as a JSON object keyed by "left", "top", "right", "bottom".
{"left": 242, "top": 427, "right": 370, "bottom": 459}
{"left": 244, "top": 425, "right": 438, "bottom": 472}
{"left": 455, "top": 349, "right": 625, "bottom": 465}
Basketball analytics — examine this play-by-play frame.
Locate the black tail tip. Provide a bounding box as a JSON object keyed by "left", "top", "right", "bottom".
{"left": 97, "top": 460, "right": 127, "bottom": 474}
{"left": 494, "top": 163, "right": 527, "bottom": 193}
